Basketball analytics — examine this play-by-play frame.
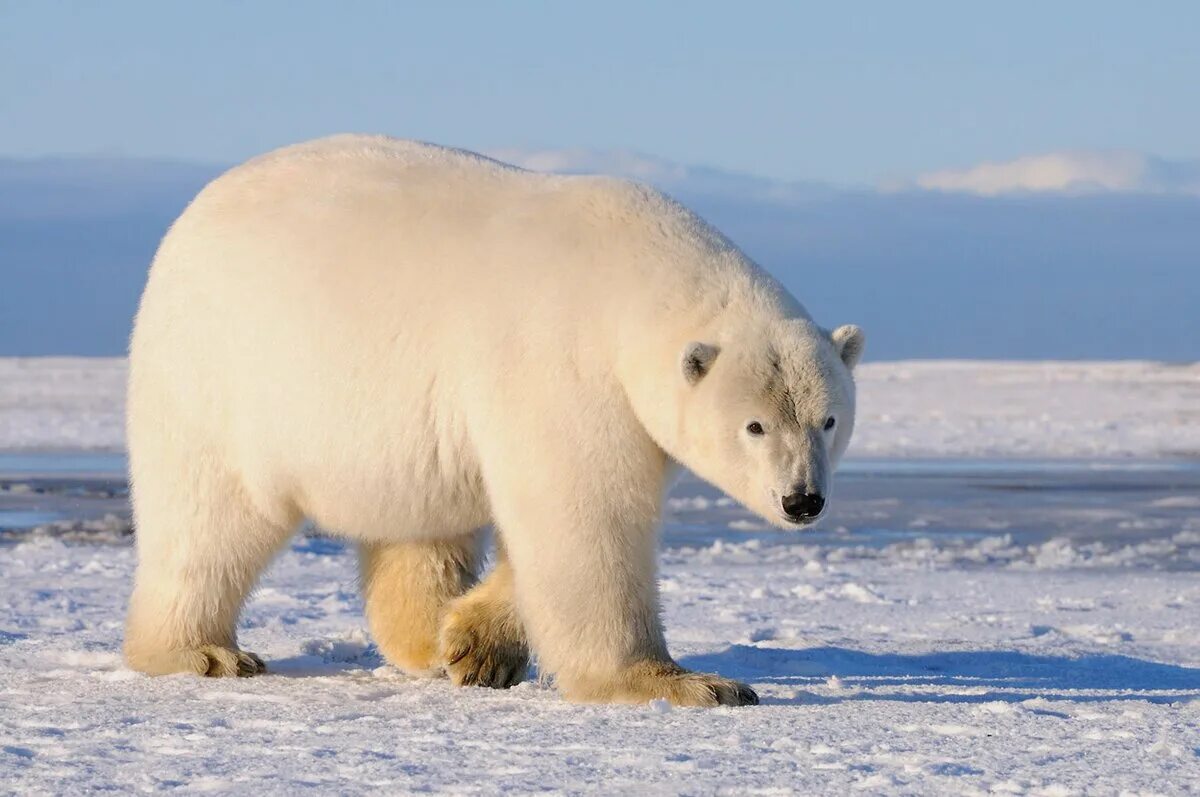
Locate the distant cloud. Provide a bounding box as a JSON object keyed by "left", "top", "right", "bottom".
{"left": 486, "top": 148, "right": 684, "bottom": 182}
{"left": 908, "top": 151, "right": 1200, "bottom": 197}
{"left": 484, "top": 147, "right": 831, "bottom": 204}
{"left": 489, "top": 147, "right": 1200, "bottom": 200}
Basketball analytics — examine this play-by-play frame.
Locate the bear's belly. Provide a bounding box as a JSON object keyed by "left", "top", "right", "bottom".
{"left": 287, "top": 449, "right": 491, "bottom": 542}
{"left": 228, "top": 383, "right": 493, "bottom": 542}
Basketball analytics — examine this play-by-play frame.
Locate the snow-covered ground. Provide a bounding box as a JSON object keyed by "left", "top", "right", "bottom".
{"left": 852, "top": 360, "right": 1200, "bottom": 459}
{"left": 2, "top": 357, "right": 1199, "bottom": 458}
{"left": 3, "top": 482, "right": 1199, "bottom": 794}
{"left": 0, "top": 358, "right": 126, "bottom": 452}
{"left": 2, "top": 358, "right": 1199, "bottom": 793}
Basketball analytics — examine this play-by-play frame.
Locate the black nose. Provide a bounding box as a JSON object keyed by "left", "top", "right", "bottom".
{"left": 782, "top": 492, "right": 825, "bottom": 520}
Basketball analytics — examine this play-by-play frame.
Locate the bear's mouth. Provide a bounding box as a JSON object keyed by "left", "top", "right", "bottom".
{"left": 778, "top": 512, "right": 822, "bottom": 529}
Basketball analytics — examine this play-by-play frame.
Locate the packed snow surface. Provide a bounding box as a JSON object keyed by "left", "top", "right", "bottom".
{"left": 2, "top": 357, "right": 1198, "bottom": 458}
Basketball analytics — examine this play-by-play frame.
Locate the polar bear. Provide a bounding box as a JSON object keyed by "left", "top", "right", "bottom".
{"left": 123, "top": 135, "right": 865, "bottom": 706}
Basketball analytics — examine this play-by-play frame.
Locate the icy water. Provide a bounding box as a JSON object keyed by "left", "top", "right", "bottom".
{"left": 2, "top": 453, "right": 1197, "bottom": 569}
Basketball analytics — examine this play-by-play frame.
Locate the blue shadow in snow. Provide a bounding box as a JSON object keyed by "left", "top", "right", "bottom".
{"left": 679, "top": 645, "right": 1200, "bottom": 705}
{"left": 265, "top": 643, "right": 385, "bottom": 678}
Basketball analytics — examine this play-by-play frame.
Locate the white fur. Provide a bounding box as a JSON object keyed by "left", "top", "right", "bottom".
{"left": 124, "top": 135, "right": 863, "bottom": 702}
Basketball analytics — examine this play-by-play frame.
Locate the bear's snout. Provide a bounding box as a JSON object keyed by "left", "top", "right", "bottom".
{"left": 781, "top": 491, "right": 825, "bottom": 522}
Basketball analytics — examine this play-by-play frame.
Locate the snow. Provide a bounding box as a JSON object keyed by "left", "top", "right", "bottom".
{"left": 851, "top": 360, "right": 1200, "bottom": 459}
{"left": 0, "top": 358, "right": 126, "bottom": 451}
{"left": 3, "top": 357, "right": 1198, "bottom": 459}
{"left": 2, "top": 500, "right": 1199, "bottom": 793}
{"left": 2, "top": 358, "right": 1200, "bottom": 792}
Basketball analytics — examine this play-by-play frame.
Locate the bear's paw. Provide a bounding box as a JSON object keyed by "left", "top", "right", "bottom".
{"left": 572, "top": 660, "right": 759, "bottom": 707}
{"left": 440, "top": 602, "right": 529, "bottom": 690}
{"left": 192, "top": 645, "right": 267, "bottom": 677}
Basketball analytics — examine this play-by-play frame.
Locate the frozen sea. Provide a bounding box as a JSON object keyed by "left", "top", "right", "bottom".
{"left": 1, "top": 359, "right": 1199, "bottom": 794}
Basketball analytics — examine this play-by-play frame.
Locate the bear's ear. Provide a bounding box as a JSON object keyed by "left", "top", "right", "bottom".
{"left": 831, "top": 325, "right": 866, "bottom": 370}
{"left": 681, "top": 342, "right": 720, "bottom": 385}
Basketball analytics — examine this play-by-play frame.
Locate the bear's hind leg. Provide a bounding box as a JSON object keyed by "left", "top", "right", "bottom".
{"left": 124, "top": 465, "right": 295, "bottom": 678}
{"left": 440, "top": 543, "right": 530, "bottom": 689}
{"left": 360, "top": 537, "right": 477, "bottom": 675}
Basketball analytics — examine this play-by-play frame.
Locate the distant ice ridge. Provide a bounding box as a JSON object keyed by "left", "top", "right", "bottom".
{"left": 1, "top": 357, "right": 1198, "bottom": 457}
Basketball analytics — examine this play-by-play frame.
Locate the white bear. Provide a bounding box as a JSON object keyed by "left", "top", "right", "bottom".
{"left": 123, "top": 135, "right": 864, "bottom": 706}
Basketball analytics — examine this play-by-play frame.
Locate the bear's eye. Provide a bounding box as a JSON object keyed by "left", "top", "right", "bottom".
{"left": 824, "top": 417, "right": 836, "bottom": 431}
{"left": 746, "top": 421, "right": 765, "bottom": 436}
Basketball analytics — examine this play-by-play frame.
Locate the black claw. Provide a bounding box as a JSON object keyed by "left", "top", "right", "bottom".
{"left": 447, "top": 637, "right": 530, "bottom": 691}
{"left": 445, "top": 645, "right": 471, "bottom": 666}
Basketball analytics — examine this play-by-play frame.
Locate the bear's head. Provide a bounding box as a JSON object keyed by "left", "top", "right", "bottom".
{"left": 675, "top": 319, "right": 864, "bottom": 529}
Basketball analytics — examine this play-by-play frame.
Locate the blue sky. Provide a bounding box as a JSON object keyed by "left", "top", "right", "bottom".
{"left": 2, "top": 1, "right": 1198, "bottom": 184}
{"left": 0, "top": 2, "right": 1197, "bottom": 359}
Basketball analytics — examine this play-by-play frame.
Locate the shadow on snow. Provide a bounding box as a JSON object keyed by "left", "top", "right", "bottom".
{"left": 260, "top": 642, "right": 1200, "bottom": 707}
{"left": 680, "top": 645, "right": 1200, "bottom": 706}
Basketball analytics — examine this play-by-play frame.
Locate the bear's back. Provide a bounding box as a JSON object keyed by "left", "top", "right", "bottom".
{"left": 140, "top": 135, "right": 793, "bottom": 402}
{"left": 152, "top": 135, "right": 761, "bottom": 339}
{"left": 225, "top": 134, "right": 531, "bottom": 191}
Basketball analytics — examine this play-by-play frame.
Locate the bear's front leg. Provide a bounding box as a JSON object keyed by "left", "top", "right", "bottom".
{"left": 482, "top": 438, "right": 758, "bottom": 707}
{"left": 503, "top": 513, "right": 757, "bottom": 706}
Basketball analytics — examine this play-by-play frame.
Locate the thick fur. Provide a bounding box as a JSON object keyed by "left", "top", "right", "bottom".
{"left": 124, "top": 135, "right": 863, "bottom": 705}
